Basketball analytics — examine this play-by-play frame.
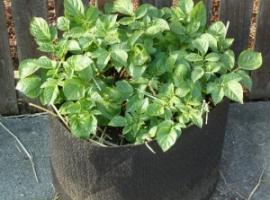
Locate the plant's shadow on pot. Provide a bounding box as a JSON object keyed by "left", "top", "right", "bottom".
{"left": 51, "top": 99, "right": 229, "bottom": 200}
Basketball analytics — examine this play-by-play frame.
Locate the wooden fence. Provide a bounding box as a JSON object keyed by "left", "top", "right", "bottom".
{"left": 0, "top": 0, "right": 270, "bottom": 116}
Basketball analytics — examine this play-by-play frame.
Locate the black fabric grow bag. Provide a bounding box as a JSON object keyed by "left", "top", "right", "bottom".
{"left": 50, "top": 99, "right": 230, "bottom": 200}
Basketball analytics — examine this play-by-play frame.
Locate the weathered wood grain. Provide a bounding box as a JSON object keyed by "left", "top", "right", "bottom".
{"left": 0, "top": 0, "right": 18, "bottom": 115}
{"left": 55, "top": 0, "right": 89, "bottom": 18}
{"left": 11, "top": 0, "right": 48, "bottom": 112}
{"left": 219, "top": 0, "right": 253, "bottom": 58}
{"left": 250, "top": 0, "right": 270, "bottom": 99}
{"left": 95, "top": 0, "right": 115, "bottom": 11}
{"left": 140, "top": 0, "right": 172, "bottom": 8}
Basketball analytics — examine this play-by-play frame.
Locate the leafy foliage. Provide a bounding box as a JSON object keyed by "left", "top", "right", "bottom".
{"left": 16, "top": 0, "right": 262, "bottom": 152}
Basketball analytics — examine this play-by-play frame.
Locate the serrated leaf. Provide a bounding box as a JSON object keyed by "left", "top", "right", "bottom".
{"left": 224, "top": 81, "right": 243, "bottom": 104}
{"left": 113, "top": 0, "right": 134, "bottom": 16}
{"left": 191, "top": 67, "right": 204, "bottom": 82}
{"left": 57, "top": 16, "right": 70, "bottom": 31}
{"left": 185, "top": 53, "right": 203, "bottom": 62}
{"left": 16, "top": 76, "right": 42, "bottom": 98}
{"left": 238, "top": 50, "right": 263, "bottom": 70}
{"left": 109, "top": 116, "right": 127, "bottom": 127}
{"left": 30, "top": 17, "right": 52, "bottom": 43}
{"left": 63, "top": 79, "right": 85, "bottom": 100}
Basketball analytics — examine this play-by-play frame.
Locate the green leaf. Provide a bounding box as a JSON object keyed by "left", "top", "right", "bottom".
{"left": 190, "top": 112, "right": 203, "bottom": 128}
{"left": 190, "top": 1, "right": 207, "bottom": 30}
{"left": 64, "top": 0, "right": 85, "bottom": 22}
{"left": 157, "top": 122, "right": 179, "bottom": 152}
{"left": 193, "top": 39, "right": 209, "bottom": 56}
{"left": 128, "top": 30, "right": 144, "bottom": 46}
{"left": 207, "top": 21, "right": 226, "bottom": 39}
{"left": 153, "top": 18, "right": 170, "bottom": 31}
{"left": 57, "top": 16, "right": 70, "bottom": 31}
{"left": 118, "top": 17, "right": 135, "bottom": 25}
{"left": 92, "top": 49, "right": 111, "bottom": 70}
{"left": 59, "top": 101, "right": 81, "bottom": 114}
{"left": 177, "top": 0, "right": 194, "bottom": 14}
{"left": 43, "top": 85, "right": 59, "bottom": 105}
{"left": 185, "top": 53, "right": 203, "bottom": 62}
{"left": 69, "top": 113, "right": 97, "bottom": 139}
{"left": 146, "top": 26, "right": 161, "bottom": 35}
{"left": 116, "top": 80, "right": 133, "bottom": 100}
{"left": 191, "top": 67, "right": 204, "bottom": 82}
{"left": 16, "top": 76, "right": 42, "bottom": 98}
{"left": 224, "top": 81, "right": 243, "bottom": 104}
{"left": 211, "top": 85, "right": 224, "bottom": 105}
{"left": 129, "top": 64, "right": 147, "bottom": 78}
{"left": 222, "top": 73, "right": 242, "bottom": 83}
{"left": 109, "top": 116, "right": 127, "bottom": 127}
{"left": 63, "top": 79, "right": 85, "bottom": 100}
{"left": 237, "top": 70, "right": 252, "bottom": 91}
{"left": 111, "top": 49, "right": 128, "bottom": 66}
{"left": 113, "top": 0, "right": 134, "bottom": 16}
{"left": 38, "top": 43, "right": 55, "bottom": 53}
{"left": 66, "top": 55, "right": 93, "bottom": 71}
{"left": 238, "top": 50, "right": 263, "bottom": 70}
{"left": 205, "top": 52, "right": 220, "bottom": 62}
{"left": 221, "top": 50, "right": 235, "bottom": 70}
{"left": 200, "top": 33, "right": 217, "bottom": 50}
{"left": 135, "top": 4, "right": 148, "bottom": 19}
{"left": 19, "top": 59, "right": 40, "bottom": 79}
{"left": 165, "top": 54, "right": 178, "bottom": 72}
{"left": 67, "top": 40, "right": 81, "bottom": 51}
{"left": 170, "top": 21, "right": 185, "bottom": 35}
{"left": 147, "top": 103, "right": 164, "bottom": 116}
{"left": 30, "top": 17, "right": 52, "bottom": 43}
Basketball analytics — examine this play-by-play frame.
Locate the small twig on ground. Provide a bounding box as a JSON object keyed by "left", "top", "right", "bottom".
{"left": 145, "top": 142, "right": 156, "bottom": 154}
{"left": 219, "top": 170, "right": 247, "bottom": 199}
{"left": 0, "top": 122, "right": 39, "bottom": 182}
{"left": 247, "top": 168, "right": 266, "bottom": 200}
{"left": 29, "top": 103, "right": 58, "bottom": 117}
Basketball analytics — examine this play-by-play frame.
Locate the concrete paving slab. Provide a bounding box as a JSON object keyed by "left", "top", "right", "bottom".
{"left": 0, "top": 101, "right": 269, "bottom": 200}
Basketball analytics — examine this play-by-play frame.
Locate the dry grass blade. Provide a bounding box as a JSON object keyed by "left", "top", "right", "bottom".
{"left": 247, "top": 168, "right": 266, "bottom": 200}
{"left": 0, "top": 121, "right": 39, "bottom": 182}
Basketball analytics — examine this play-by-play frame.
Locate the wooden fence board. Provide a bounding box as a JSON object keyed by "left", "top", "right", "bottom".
{"left": 219, "top": 0, "right": 253, "bottom": 58}
{"left": 95, "top": 0, "right": 115, "bottom": 11}
{"left": 250, "top": 0, "right": 270, "bottom": 99}
{"left": 11, "top": 0, "right": 48, "bottom": 112}
{"left": 140, "top": 0, "right": 172, "bottom": 8}
{"left": 0, "top": 0, "right": 18, "bottom": 115}
{"left": 55, "top": 0, "right": 89, "bottom": 18}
